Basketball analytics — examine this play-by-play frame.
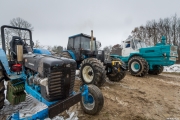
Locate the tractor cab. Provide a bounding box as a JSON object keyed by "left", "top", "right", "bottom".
{"left": 122, "top": 37, "right": 147, "bottom": 57}
{"left": 67, "top": 33, "right": 97, "bottom": 61}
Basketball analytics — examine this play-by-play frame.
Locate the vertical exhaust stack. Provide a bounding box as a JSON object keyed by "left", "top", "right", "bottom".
{"left": 161, "top": 36, "right": 166, "bottom": 45}
{"left": 17, "top": 45, "right": 23, "bottom": 62}
{"left": 91, "top": 30, "right": 93, "bottom": 52}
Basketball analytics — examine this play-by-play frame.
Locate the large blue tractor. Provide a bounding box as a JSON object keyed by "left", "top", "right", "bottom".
{"left": 61, "top": 31, "right": 126, "bottom": 87}
{"left": 0, "top": 25, "right": 104, "bottom": 119}
{"left": 111, "top": 36, "right": 178, "bottom": 76}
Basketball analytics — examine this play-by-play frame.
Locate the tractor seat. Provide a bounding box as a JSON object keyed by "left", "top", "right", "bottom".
{"left": 10, "top": 36, "right": 24, "bottom": 59}
{"left": 10, "top": 36, "right": 32, "bottom": 59}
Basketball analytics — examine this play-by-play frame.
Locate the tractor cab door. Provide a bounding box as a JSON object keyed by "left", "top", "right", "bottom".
{"left": 74, "top": 37, "right": 81, "bottom": 61}
{"left": 122, "top": 39, "right": 138, "bottom": 57}
{"left": 67, "top": 37, "right": 81, "bottom": 61}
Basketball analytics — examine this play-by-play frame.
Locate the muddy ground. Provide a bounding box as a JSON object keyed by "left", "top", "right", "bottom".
{"left": 69, "top": 72, "right": 180, "bottom": 120}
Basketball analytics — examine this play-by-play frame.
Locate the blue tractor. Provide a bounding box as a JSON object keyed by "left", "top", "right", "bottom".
{"left": 61, "top": 31, "right": 126, "bottom": 87}
{"left": 111, "top": 36, "right": 178, "bottom": 76}
{"left": 0, "top": 25, "right": 104, "bottom": 119}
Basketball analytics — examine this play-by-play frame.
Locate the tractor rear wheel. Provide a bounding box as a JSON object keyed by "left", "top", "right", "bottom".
{"left": 79, "top": 58, "right": 106, "bottom": 87}
{"left": 128, "top": 56, "right": 149, "bottom": 77}
{"left": 107, "top": 58, "right": 126, "bottom": 82}
{"left": 80, "top": 85, "right": 104, "bottom": 115}
{"left": 61, "top": 51, "right": 72, "bottom": 59}
{"left": 148, "top": 65, "right": 164, "bottom": 75}
{"left": 0, "top": 65, "right": 5, "bottom": 109}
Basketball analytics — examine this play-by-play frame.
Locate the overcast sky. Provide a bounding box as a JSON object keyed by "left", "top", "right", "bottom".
{"left": 0, "top": 0, "right": 180, "bottom": 48}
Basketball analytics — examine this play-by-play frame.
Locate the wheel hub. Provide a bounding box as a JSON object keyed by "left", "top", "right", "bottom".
{"left": 82, "top": 66, "right": 94, "bottom": 83}
{"left": 88, "top": 71, "right": 93, "bottom": 76}
{"left": 82, "top": 93, "right": 95, "bottom": 110}
{"left": 131, "top": 61, "right": 140, "bottom": 72}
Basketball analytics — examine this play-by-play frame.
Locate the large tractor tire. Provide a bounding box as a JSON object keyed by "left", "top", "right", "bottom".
{"left": 128, "top": 56, "right": 149, "bottom": 77}
{"left": 79, "top": 58, "right": 106, "bottom": 87}
{"left": 80, "top": 85, "right": 104, "bottom": 115}
{"left": 0, "top": 65, "right": 5, "bottom": 109}
{"left": 107, "top": 58, "right": 126, "bottom": 82}
{"left": 148, "top": 65, "right": 164, "bottom": 75}
{"left": 61, "top": 51, "right": 72, "bottom": 59}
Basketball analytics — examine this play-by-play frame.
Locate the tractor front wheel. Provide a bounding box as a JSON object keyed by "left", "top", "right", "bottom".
{"left": 148, "top": 65, "right": 164, "bottom": 75}
{"left": 80, "top": 85, "right": 104, "bottom": 115}
{"left": 79, "top": 58, "right": 106, "bottom": 87}
{"left": 128, "top": 56, "right": 149, "bottom": 77}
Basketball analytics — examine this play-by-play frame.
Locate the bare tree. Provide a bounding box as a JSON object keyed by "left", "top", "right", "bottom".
{"left": 164, "top": 17, "right": 171, "bottom": 44}
{"left": 52, "top": 46, "right": 63, "bottom": 54}
{"left": 34, "top": 40, "right": 44, "bottom": 48}
{"left": 171, "top": 14, "right": 178, "bottom": 45}
{"left": 103, "top": 45, "right": 112, "bottom": 55}
{"left": 46, "top": 46, "right": 52, "bottom": 51}
{"left": 10, "top": 17, "right": 33, "bottom": 39}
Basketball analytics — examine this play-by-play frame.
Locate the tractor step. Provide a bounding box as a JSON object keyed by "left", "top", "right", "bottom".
{"left": 48, "top": 92, "right": 81, "bottom": 118}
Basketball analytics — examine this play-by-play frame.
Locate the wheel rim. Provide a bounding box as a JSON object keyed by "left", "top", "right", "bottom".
{"left": 131, "top": 61, "right": 140, "bottom": 72}
{"left": 82, "top": 93, "right": 95, "bottom": 110}
{"left": 82, "top": 65, "right": 94, "bottom": 83}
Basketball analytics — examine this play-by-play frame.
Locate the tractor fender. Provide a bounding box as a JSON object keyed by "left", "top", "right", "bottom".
{"left": 0, "top": 48, "right": 11, "bottom": 76}
{"left": 63, "top": 50, "right": 76, "bottom": 60}
{"left": 128, "top": 53, "right": 142, "bottom": 61}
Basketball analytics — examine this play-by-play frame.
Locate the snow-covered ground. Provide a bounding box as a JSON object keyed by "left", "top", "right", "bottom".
{"left": 163, "top": 64, "right": 180, "bottom": 72}
{"left": 0, "top": 83, "right": 78, "bottom": 120}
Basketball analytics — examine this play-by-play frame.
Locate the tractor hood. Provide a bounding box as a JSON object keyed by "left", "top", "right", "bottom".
{"left": 139, "top": 45, "right": 178, "bottom": 59}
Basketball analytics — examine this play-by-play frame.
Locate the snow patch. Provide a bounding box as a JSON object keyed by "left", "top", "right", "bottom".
{"left": 163, "top": 64, "right": 180, "bottom": 72}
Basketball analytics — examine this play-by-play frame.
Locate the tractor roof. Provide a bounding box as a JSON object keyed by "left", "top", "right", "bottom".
{"left": 69, "top": 33, "right": 96, "bottom": 40}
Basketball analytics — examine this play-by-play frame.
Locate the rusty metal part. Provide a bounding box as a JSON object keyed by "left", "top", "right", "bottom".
{"left": 48, "top": 92, "right": 81, "bottom": 119}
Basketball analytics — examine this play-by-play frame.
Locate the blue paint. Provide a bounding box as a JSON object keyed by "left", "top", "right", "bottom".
{"left": 33, "top": 48, "right": 51, "bottom": 55}
{"left": 11, "top": 112, "right": 19, "bottom": 120}
{"left": 87, "top": 95, "right": 94, "bottom": 104}
{"left": 80, "top": 85, "right": 94, "bottom": 104}
{"left": 63, "top": 50, "right": 76, "bottom": 60}
{"left": 0, "top": 48, "right": 11, "bottom": 75}
{"left": 25, "top": 82, "right": 57, "bottom": 106}
{"left": 10, "top": 108, "right": 48, "bottom": 120}
{"left": 81, "top": 85, "right": 89, "bottom": 104}
{"left": 69, "top": 33, "right": 83, "bottom": 39}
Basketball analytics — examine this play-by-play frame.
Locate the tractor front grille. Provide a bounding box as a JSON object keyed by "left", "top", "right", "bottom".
{"left": 46, "top": 65, "right": 76, "bottom": 101}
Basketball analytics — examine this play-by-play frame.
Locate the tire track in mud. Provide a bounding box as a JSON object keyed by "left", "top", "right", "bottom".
{"left": 75, "top": 73, "right": 180, "bottom": 120}
{"left": 104, "top": 73, "right": 180, "bottom": 119}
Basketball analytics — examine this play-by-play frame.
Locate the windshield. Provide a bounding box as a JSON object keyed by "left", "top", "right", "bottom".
{"left": 1, "top": 29, "right": 32, "bottom": 51}
{"left": 134, "top": 39, "right": 147, "bottom": 49}
{"left": 81, "top": 36, "right": 96, "bottom": 51}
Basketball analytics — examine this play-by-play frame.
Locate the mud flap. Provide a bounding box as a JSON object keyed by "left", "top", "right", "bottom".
{"left": 48, "top": 92, "right": 81, "bottom": 118}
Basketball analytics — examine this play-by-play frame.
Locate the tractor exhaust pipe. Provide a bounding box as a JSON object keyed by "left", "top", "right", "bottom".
{"left": 161, "top": 36, "right": 166, "bottom": 45}
{"left": 91, "top": 30, "right": 93, "bottom": 51}
{"left": 17, "top": 45, "right": 23, "bottom": 62}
